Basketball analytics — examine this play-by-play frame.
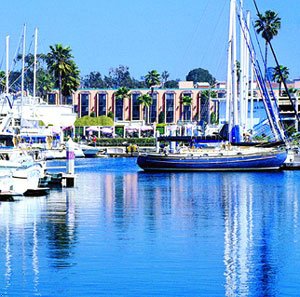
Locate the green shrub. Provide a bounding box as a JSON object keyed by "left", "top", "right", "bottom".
{"left": 74, "top": 115, "right": 114, "bottom": 127}
{"left": 96, "top": 137, "right": 156, "bottom": 147}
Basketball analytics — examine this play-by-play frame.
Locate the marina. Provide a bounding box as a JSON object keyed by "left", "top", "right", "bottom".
{"left": 1, "top": 0, "right": 300, "bottom": 295}
{"left": 0, "top": 157, "right": 300, "bottom": 296}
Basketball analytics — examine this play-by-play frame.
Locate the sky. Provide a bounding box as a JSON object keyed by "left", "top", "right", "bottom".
{"left": 0, "top": 0, "right": 300, "bottom": 82}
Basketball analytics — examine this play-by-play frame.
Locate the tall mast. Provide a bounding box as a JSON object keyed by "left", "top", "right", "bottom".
{"left": 33, "top": 27, "right": 38, "bottom": 99}
{"left": 5, "top": 35, "right": 9, "bottom": 94}
{"left": 226, "top": 0, "right": 234, "bottom": 123}
{"left": 21, "top": 24, "right": 26, "bottom": 100}
{"left": 239, "top": 0, "right": 245, "bottom": 129}
{"left": 232, "top": 0, "right": 238, "bottom": 129}
{"left": 244, "top": 11, "right": 251, "bottom": 130}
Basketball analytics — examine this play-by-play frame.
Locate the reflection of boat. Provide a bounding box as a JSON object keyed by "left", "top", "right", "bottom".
{"left": 137, "top": 147, "right": 287, "bottom": 171}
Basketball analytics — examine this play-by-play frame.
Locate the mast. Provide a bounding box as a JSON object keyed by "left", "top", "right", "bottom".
{"left": 226, "top": 0, "right": 234, "bottom": 123}
{"left": 244, "top": 11, "right": 250, "bottom": 130}
{"left": 33, "top": 27, "right": 38, "bottom": 100}
{"left": 21, "top": 24, "right": 26, "bottom": 101}
{"left": 231, "top": 0, "right": 239, "bottom": 141}
{"left": 5, "top": 36, "right": 9, "bottom": 94}
{"left": 239, "top": 0, "right": 245, "bottom": 129}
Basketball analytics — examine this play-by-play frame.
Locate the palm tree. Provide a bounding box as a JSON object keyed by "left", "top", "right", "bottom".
{"left": 180, "top": 95, "right": 193, "bottom": 121}
{"left": 36, "top": 69, "right": 54, "bottom": 99}
{"left": 46, "top": 44, "right": 77, "bottom": 104}
{"left": 273, "top": 65, "right": 289, "bottom": 97}
{"left": 114, "top": 87, "right": 130, "bottom": 120}
{"left": 0, "top": 70, "right": 6, "bottom": 93}
{"left": 61, "top": 61, "right": 80, "bottom": 101}
{"left": 255, "top": 10, "right": 281, "bottom": 78}
{"left": 137, "top": 93, "right": 152, "bottom": 124}
{"left": 145, "top": 70, "right": 161, "bottom": 94}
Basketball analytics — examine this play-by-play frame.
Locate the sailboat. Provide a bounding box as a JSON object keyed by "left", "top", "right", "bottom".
{"left": 137, "top": 0, "right": 288, "bottom": 172}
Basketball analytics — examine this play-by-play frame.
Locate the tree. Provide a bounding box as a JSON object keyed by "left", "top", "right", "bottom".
{"left": 255, "top": 10, "right": 281, "bottom": 78}
{"left": 46, "top": 44, "right": 80, "bottom": 104}
{"left": 36, "top": 69, "right": 54, "bottom": 99}
{"left": 137, "top": 93, "right": 152, "bottom": 124}
{"left": 114, "top": 86, "right": 130, "bottom": 101}
{"left": 107, "top": 65, "right": 134, "bottom": 88}
{"left": 161, "top": 71, "right": 169, "bottom": 88}
{"left": 273, "top": 65, "right": 289, "bottom": 96}
{"left": 82, "top": 71, "right": 105, "bottom": 88}
{"left": 186, "top": 68, "right": 216, "bottom": 85}
{"left": 180, "top": 95, "right": 193, "bottom": 121}
{"left": 61, "top": 60, "right": 80, "bottom": 98}
{"left": 145, "top": 70, "right": 161, "bottom": 93}
{"left": 164, "top": 80, "right": 179, "bottom": 88}
{"left": 0, "top": 70, "right": 6, "bottom": 93}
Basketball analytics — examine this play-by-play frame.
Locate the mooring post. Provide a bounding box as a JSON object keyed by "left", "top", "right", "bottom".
{"left": 156, "top": 130, "right": 160, "bottom": 153}
{"left": 66, "top": 138, "right": 75, "bottom": 174}
{"left": 63, "top": 138, "right": 75, "bottom": 187}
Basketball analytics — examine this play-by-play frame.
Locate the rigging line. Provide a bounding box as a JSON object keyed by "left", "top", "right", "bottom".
{"left": 215, "top": 42, "right": 228, "bottom": 80}
{"left": 236, "top": 8, "right": 285, "bottom": 140}
{"left": 175, "top": 0, "right": 211, "bottom": 77}
{"left": 252, "top": 0, "right": 299, "bottom": 122}
{"left": 10, "top": 28, "right": 24, "bottom": 72}
{"left": 180, "top": 0, "right": 210, "bottom": 62}
{"left": 199, "top": 0, "right": 228, "bottom": 69}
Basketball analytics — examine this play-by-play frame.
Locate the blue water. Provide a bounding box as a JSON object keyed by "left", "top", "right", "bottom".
{"left": 1, "top": 158, "right": 300, "bottom": 296}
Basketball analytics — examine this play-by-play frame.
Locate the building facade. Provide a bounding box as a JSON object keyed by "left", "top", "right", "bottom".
{"left": 47, "top": 82, "right": 226, "bottom": 125}
{"left": 47, "top": 80, "right": 300, "bottom": 127}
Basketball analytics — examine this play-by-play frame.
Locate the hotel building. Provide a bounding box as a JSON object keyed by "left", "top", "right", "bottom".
{"left": 47, "top": 80, "right": 300, "bottom": 127}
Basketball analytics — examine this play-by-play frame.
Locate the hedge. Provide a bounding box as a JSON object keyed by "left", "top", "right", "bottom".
{"left": 77, "top": 137, "right": 156, "bottom": 147}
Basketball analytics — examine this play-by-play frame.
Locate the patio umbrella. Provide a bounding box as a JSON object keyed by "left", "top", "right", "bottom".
{"left": 86, "top": 126, "right": 99, "bottom": 132}
{"left": 140, "top": 126, "right": 153, "bottom": 131}
{"left": 101, "top": 127, "right": 113, "bottom": 134}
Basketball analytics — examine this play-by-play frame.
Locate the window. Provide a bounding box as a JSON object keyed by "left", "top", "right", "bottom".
{"left": 65, "top": 95, "right": 73, "bottom": 105}
{"left": 182, "top": 93, "right": 192, "bottom": 121}
{"left": 48, "top": 93, "right": 56, "bottom": 105}
{"left": 150, "top": 93, "right": 157, "bottom": 123}
{"left": 131, "top": 93, "right": 140, "bottom": 120}
{"left": 165, "top": 93, "right": 174, "bottom": 123}
{"left": 97, "top": 93, "right": 107, "bottom": 116}
{"left": 115, "top": 99, "right": 123, "bottom": 121}
{"left": 80, "top": 93, "right": 89, "bottom": 117}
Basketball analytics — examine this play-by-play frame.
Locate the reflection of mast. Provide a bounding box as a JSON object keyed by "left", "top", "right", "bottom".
{"left": 5, "top": 222, "right": 12, "bottom": 291}
{"left": 223, "top": 175, "right": 254, "bottom": 296}
{"left": 32, "top": 219, "right": 39, "bottom": 293}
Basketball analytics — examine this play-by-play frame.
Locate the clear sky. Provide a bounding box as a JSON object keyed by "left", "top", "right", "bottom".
{"left": 0, "top": 0, "right": 299, "bottom": 82}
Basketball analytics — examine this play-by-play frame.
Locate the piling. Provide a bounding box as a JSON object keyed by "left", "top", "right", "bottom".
{"left": 63, "top": 138, "right": 76, "bottom": 187}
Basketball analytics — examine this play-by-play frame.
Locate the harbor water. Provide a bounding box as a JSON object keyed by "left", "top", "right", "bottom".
{"left": 0, "top": 157, "right": 300, "bottom": 296}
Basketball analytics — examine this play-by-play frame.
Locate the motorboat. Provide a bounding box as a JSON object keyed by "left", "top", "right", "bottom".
{"left": 0, "top": 148, "right": 45, "bottom": 195}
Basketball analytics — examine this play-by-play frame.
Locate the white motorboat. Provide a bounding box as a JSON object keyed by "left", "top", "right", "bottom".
{"left": 0, "top": 148, "right": 44, "bottom": 195}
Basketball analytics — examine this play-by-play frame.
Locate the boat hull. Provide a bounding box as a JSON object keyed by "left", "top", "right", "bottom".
{"left": 137, "top": 150, "right": 287, "bottom": 172}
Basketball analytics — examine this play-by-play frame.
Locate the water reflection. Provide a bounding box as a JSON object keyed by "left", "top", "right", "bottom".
{"left": 45, "top": 189, "right": 77, "bottom": 268}
{"left": 0, "top": 158, "right": 300, "bottom": 296}
{"left": 221, "top": 172, "right": 300, "bottom": 297}
{"left": 0, "top": 196, "right": 47, "bottom": 295}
